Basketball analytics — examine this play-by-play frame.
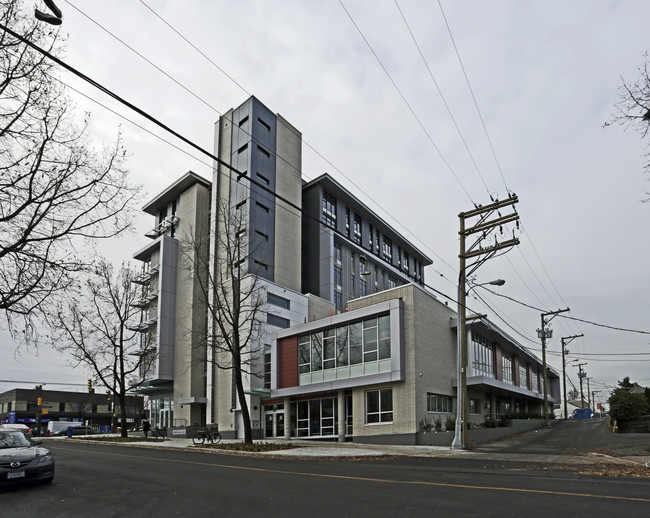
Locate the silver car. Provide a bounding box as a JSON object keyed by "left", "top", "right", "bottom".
{"left": 0, "top": 428, "right": 55, "bottom": 485}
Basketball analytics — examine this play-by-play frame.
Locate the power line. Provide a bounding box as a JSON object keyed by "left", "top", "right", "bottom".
{"left": 338, "top": 0, "right": 475, "bottom": 205}
{"left": 434, "top": 2, "right": 584, "bottom": 340}
{"left": 483, "top": 287, "right": 650, "bottom": 335}
{"left": 393, "top": 0, "right": 492, "bottom": 198}
{"left": 436, "top": 0, "right": 509, "bottom": 193}
{"left": 70, "top": 0, "right": 460, "bottom": 289}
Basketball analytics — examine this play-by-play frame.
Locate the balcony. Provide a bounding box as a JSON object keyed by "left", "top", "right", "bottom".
{"left": 145, "top": 216, "right": 179, "bottom": 239}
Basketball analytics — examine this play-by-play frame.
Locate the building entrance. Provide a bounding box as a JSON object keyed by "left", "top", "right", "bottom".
{"left": 263, "top": 405, "right": 284, "bottom": 438}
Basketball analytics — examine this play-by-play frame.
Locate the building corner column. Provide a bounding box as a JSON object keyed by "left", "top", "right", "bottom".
{"left": 337, "top": 390, "right": 346, "bottom": 442}
{"left": 283, "top": 397, "right": 291, "bottom": 440}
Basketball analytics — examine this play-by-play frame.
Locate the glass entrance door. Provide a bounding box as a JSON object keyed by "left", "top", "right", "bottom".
{"left": 263, "top": 405, "right": 285, "bottom": 438}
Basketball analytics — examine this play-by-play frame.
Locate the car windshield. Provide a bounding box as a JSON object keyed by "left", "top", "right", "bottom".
{"left": 0, "top": 430, "right": 33, "bottom": 448}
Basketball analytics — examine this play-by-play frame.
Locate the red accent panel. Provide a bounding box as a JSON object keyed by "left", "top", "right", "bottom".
{"left": 278, "top": 336, "right": 299, "bottom": 388}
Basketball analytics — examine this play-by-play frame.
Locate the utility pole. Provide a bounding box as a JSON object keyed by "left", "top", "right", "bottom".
{"left": 592, "top": 390, "right": 601, "bottom": 416}
{"left": 586, "top": 377, "right": 592, "bottom": 410}
{"left": 576, "top": 362, "right": 588, "bottom": 408}
{"left": 537, "top": 309, "right": 569, "bottom": 426}
{"left": 561, "top": 335, "right": 583, "bottom": 420}
{"left": 452, "top": 194, "right": 520, "bottom": 450}
{"left": 35, "top": 384, "right": 43, "bottom": 437}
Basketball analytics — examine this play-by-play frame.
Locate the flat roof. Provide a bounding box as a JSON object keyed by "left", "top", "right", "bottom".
{"left": 303, "top": 173, "right": 433, "bottom": 264}
{"left": 142, "top": 171, "right": 211, "bottom": 215}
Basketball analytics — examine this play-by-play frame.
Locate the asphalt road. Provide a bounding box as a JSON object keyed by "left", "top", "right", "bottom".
{"left": 475, "top": 417, "right": 650, "bottom": 456}
{"left": 2, "top": 429, "right": 650, "bottom": 518}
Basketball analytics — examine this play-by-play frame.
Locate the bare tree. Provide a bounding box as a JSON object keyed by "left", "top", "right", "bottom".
{"left": 46, "top": 259, "right": 155, "bottom": 437}
{"left": 0, "top": 0, "right": 141, "bottom": 337}
{"left": 183, "top": 202, "right": 267, "bottom": 444}
{"left": 610, "top": 53, "right": 650, "bottom": 199}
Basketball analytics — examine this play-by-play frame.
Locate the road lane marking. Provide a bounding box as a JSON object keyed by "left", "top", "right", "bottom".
{"left": 56, "top": 445, "right": 650, "bottom": 503}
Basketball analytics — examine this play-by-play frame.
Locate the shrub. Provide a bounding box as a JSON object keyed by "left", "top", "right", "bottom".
{"left": 444, "top": 416, "right": 456, "bottom": 431}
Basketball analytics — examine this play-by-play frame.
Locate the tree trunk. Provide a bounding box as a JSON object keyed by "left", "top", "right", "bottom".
{"left": 233, "top": 364, "right": 253, "bottom": 444}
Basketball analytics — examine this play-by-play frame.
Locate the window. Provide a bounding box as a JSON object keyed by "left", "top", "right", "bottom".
{"left": 311, "top": 333, "right": 322, "bottom": 371}
{"left": 267, "top": 314, "right": 290, "bottom": 329}
{"left": 360, "top": 279, "right": 367, "bottom": 297}
{"left": 238, "top": 115, "right": 249, "bottom": 126}
{"left": 471, "top": 333, "right": 494, "bottom": 378}
{"left": 531, "top": 370, "right": 539, "bottom": 392}
{"left": 254, "top": 260, "right": 268, "bottom": 271}
{"left": 334, "top": 290, "right": 342, "bottom": 312}
{"left": 292, "top": 397, "right": 337, "bottom": 438}
{"left": 345, "top": 207, "right": 350, "bottom": 237}
{"left": 402, "top": 251, "right": 409, "bottom": 273}
{"left": 427, "top": 393, "right": 454, "bottom": 413}
{"left": 382, "top": 236, "right": 393, "bottom": 262}
{"left": 256, "top": 172, "right": 270, "bottom": 185}
{"left": 323, "top": 329, "right": 336, "bottom": 370}
{"left": 237, "top": 143, "right": 248, "bottom": 154}
{"left": 362, "top": 318, "right": 378, "bottom": 362}
{"left": 323, "top": 192, "right": 337, "bottom": 229}
{"left": 256, "top": 201, "right": 270, "bottom": 213}
{"left": 299, "top": 335, "right": 310, "bottom": 374}
{"left": 336, "top": 327, "right": 348, "bottom": 366}
{"left": 255, "top": 229, "right": 269, "bottom": 241}
{"left": 334, "top": 244, "right": 341, "bottom": 263}
{"left": 334, "top": 265, "right": 342, "bottom": 287}
{"left": 264, "top": 351, "right": 271, "bottom": 389}
{"left": 469, "top": 399, "right": 481, "bottom": 414}
{"left": 258, "top": 117, "right": 271, "bottom": 131}
{"left": 368, "top": 224, "right": 374, "bottom": 251}
{"left": 519, "top": 363, "right": 528, "bottom": 389}
{"left": 257, "top": 145, "right": 271, "bottom": 158}
{"left": 378, "top": 315, "right": 390, "bottom": 359}
{"left": 267, "top": 292, "right": 290, "bottom": 309}
{"left": 235, "top": 199, "right": 247, "bottom": 210}
{"left": 502, "top": 353, "right": 514, "bottom": 385}
{"left": 298, "top": 315, "right": 390, "bottom": 375}
{"left": 366, "top": 388, "right": 393, "bottom": 424}
{"left": 387, "top": 277, "right": 396, "bottom": 289}
{"left": 353, "top": 214, "right": 362, "bottom": 244}
{"left": 375, "top": 229, "right": 380, "bottom": 254}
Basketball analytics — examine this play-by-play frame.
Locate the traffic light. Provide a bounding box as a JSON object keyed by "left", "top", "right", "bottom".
{"left": 87, "top": 378, "right": 93, "bottom": 392}
{"left": 37, "top": 397, "right": 43, "bottom": 406}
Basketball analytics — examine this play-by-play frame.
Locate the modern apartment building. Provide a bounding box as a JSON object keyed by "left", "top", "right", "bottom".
{"left": 302, "top": 173, "right": 432, "bottom": 312}
{"left": 269, "top": 283, "right": 560, "bottom": 444}
{"left": 131, "top": 171, "right": 211, "bottom": 429}
{"left": 130, "top": 96, "right": 560, "bottom": 442}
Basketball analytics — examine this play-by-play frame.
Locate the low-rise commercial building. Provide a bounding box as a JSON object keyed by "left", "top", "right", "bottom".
{"left": 0, "top": 388, "right": 144, "bottom": 434}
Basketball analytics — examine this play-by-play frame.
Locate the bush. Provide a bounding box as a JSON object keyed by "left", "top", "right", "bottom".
{"left": 483, "top": 416, "right": 497, "bottom": 428}
{"left": 609, "top": 390, "right": 649, "bottom": 421}
{"left": 444, "top": 416, "right": 456, "bottom": 431}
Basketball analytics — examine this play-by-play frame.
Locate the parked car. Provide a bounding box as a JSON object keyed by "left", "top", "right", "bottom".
{"left": 0, "top": 423, "right": 33, "bottom": 438}
{"left": 52, "top": 426, "right": 96, "bottom": 437}
{"left": 0, "top": 428, "right": 54, "bottom": 485}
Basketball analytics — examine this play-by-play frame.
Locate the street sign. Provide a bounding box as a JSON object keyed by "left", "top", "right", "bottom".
{"left": 41, "top": 409, "right": 49, "bottom": 414}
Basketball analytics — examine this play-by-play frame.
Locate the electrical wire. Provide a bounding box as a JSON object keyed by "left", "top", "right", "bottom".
{"left": 483, "top": 287, "right": 650, "bottom": 335}
{"left": 393, "top": 0, "right": 492, "bottom": 198}
{"left": 70, "top": 0, "right": 460, "bottom": 290}
{"left": 338, "top": 0, "right": 476, "bottom": 205}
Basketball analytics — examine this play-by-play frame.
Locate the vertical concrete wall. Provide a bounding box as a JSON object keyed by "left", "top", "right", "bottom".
{"left": 274, "top": 114, "right": 302, "bottom": 292}
{"left": 172, "top": 183, "right": 210, "bottom": 427}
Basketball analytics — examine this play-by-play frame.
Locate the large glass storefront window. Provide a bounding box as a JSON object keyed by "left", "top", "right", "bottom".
{"left": 471, "top": 333, "right": 494, "bottom": 378}
{"left": 298, "top": 315, "right": 390, "bottom": 375}
{"left": 289, "top": 396, "right": 352, "bottom": 438}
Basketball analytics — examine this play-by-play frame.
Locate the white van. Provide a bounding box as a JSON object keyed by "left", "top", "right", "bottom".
{"left": 47, "top": 421, "right": 83, "bottom": 436}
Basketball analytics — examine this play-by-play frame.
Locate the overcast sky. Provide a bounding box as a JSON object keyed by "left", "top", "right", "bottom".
{"left": 2, "top": 0, "right": 650, "bottom": 407}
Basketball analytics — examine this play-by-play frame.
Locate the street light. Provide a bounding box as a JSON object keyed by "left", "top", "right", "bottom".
{"left": 452, "top": 278, "right": 506, "bottom": 451}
